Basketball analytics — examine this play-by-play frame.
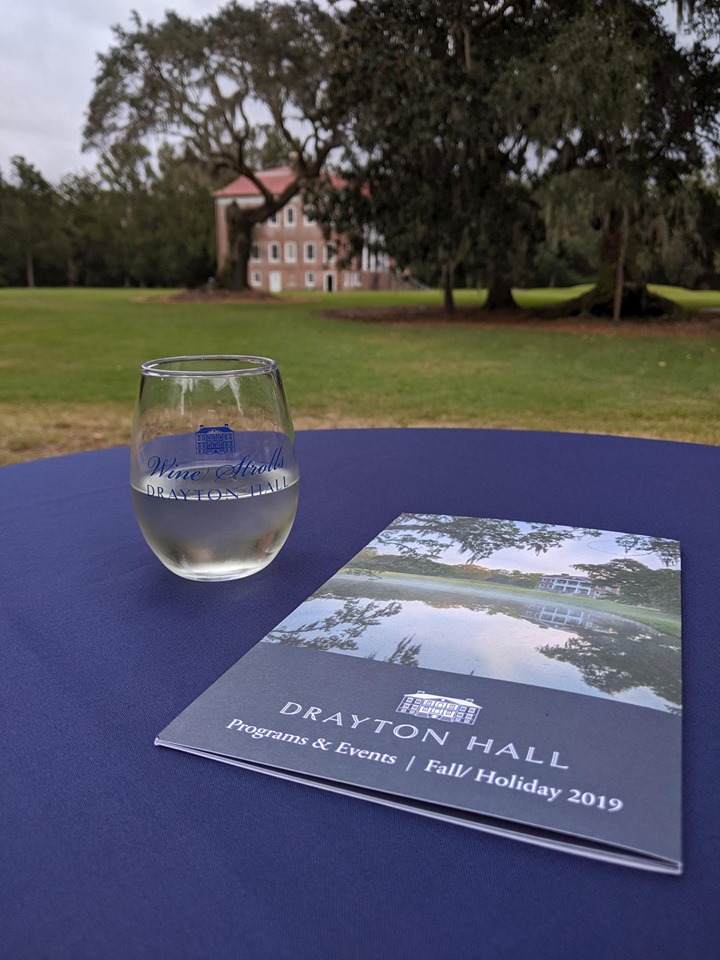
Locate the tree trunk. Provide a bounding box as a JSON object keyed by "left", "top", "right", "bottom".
{"left": 442, "top": 261, "right": 455, "bottom": 315}
{"left": 485, "top": 276, "right": 515, "bottom": 310}
{"left": 485, "top": 250, "right": 516, "bottom": 310}
{"left": 595, "top": 208, "right": 629, "bottom": 302}
{"left": 544, "top": 208, "right": 678, "bottom": 321}
{"left": 612, "top": 207, "right": 630, "bottom": 325}
{"left": 218, "top": 203, "right": 252, "bottom": 291}
{"left": 26, "top": 252, "right": 35, "bottom": 288}
{"left": 227, "top": 228, "right": 251, "bottom": 290}
{"left": 219, "top": 228, "right": 251, "bottom": 291}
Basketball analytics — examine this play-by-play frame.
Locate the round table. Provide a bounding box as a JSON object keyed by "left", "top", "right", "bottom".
{"left": 2, "top": 429, "right": 718, "bottom": 959}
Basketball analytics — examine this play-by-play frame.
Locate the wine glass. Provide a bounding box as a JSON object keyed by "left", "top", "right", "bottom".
{"left": 130, "top": 356, "right": 299, "bottom": 581}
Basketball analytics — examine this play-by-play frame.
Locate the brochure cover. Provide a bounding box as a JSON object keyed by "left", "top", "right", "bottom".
{"left": 156, "top": 514, "right": 682, "bottom": 873}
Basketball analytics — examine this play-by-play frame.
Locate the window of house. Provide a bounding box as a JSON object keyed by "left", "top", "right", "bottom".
{"left": 325, "top": 243, "right": 336, "bottom": 263}
{"left": 251, "top": 243, "right": 261, "bottom": 261}
{"left": 268, "top": 212, "right": 278, "bottom": 226}
{"left": 304, "top": 242, "right": 316, "bottom": 263}
{"left": 303, "top": 212, "right": 313, "bottom": 226}
{"left": 285, "top": 242, "right": 297, "bottom": 263}
{"left": 252, "top": 271, "right": 262, "bottom": 286}
{"left": 305, "top": 272, "right": 316, "bottom": 289}
{"left": 285, "top": 206, "right": 296, "bottom": 226}
{"left": 270, "top": 243, "right": 280, "bottom": 262}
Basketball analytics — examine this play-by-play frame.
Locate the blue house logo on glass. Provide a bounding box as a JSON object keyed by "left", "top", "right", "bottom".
{"left": 195, "top": 424, "right": 235, "bottom": 456}
{"left": 396, "top": 691, "right": 481, "bottom": 725}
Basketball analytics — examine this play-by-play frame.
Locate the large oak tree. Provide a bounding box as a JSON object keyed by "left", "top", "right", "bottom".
{"left": 83, "top": 1, "right": 342, "bottom": 289}
{"left": 310, "top": 0, "right": 557, "bottom": 314}
{"left": 503, "top": 0, "right": 720, "bottom": 320}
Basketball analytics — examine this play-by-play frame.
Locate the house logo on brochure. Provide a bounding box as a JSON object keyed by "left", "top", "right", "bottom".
{"left": 396, "top": 691, "right": 481, "bottom": 725}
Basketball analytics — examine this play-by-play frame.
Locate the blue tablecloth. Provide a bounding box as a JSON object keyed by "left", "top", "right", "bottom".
{"left": 2, "top": 429, "right": 718, "bottom": 960}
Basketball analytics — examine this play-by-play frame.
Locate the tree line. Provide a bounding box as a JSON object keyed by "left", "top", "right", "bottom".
{"left": 348, "top": 546, "right": 679, "bottom": 611}
{"left": 0, "top": 146, "right": 217, "bottom": 288}
{"left": 3, "top": 0, "right": 720, "bottom": 318}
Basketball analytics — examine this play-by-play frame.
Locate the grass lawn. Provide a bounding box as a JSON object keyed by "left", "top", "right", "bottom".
{"left": 1, "top": 285, "right": 719, "bottom": 464}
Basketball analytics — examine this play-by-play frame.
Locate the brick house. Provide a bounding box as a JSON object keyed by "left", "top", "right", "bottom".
{"left": 213, "top": 166, "right": 399, "bottom": 293}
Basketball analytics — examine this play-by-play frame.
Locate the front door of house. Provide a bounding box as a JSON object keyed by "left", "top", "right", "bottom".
{"left": 324, "top": 272, "right": 336, "bottom": 293}
{"left": 269, "top": 271, "right": 282, "bottom": 293}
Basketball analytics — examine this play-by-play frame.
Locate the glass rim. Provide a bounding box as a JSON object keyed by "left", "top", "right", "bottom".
{"left": 140, "top": 355, "right": 278, "bottom": 378}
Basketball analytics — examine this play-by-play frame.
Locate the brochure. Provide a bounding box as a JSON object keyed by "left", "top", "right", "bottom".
{"left": 156, "top": 514, "right": 682, "bottom": 873}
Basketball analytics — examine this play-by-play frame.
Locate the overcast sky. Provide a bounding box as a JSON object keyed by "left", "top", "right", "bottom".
{"left": 0, "top": 0, "right": 224, "bottom": 181}
{"left": 468, "top": 528, "right": 674, "bottom": 575}
{"left": 382, "top": 522, "right": 676, "bottom": 574}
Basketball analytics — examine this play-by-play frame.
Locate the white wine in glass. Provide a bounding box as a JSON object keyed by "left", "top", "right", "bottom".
{"left": 130, "top": 356, "right": 299, "bottom": 581}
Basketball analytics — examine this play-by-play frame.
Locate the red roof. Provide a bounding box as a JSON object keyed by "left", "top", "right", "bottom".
{"left": 213, "top": 165, "right": 346, "bottom": 199}
{"left": 213, "top": 166, "right": 295, "bottom": 199}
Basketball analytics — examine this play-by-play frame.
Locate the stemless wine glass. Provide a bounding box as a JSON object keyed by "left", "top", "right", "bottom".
{"left": 130, "top": 356, "right": 299, "bottom": 581}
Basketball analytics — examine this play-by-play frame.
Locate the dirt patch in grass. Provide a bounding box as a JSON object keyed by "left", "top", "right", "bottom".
{"left": 0, "top": 403, "right": 477, "bottom": 466}
{"left": 134, "top": 287, "right": 280, "bottom": 304}
{"left": 0, "top": 404, "right": 133, "bottom": 466}
{"left": 4, "top": 406, "right": 718, "bottom": 466}
{"left": 321, "top": 304, "right": 720, "bottom": 337}
{"left": 3, "top": 400, "right": 717, "bottom": 467}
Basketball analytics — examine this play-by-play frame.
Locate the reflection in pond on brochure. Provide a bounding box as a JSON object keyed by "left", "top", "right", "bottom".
{"left": 263, "top": 574, "right": 681, "bottom": 714}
